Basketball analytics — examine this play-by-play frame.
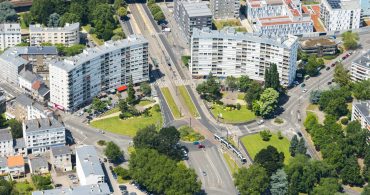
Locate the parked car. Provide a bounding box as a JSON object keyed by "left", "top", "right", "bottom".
{"left": 198, "top": 144, "right": 205, "bottom": 149}
{"left": 300, "top": 83, "right": 306, "bottom": 88}
{"left": 331, "top": 63, "right": 336, "bottom": 67}
{"left": 55, "top": 184, "right": 62, "bottom": 188}
{"left": 302, "top": 89, "right": 307, "bottom": 93}
{"left": 327, "top": 81, "right": 332, "bottom": 85}
{"left": 193, "top": 141, "right": 200, "bottom": 145}
{"left": 297, "top": 132, "right": 303, "bottom": 137}
{"left": 326, "top": 67, "right": 330, "bottom": 71}
{"left": 257, "top": 120, "right": 264, "bottom": 125}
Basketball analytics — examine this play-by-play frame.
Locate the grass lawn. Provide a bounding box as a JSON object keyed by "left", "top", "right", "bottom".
{"left": 13, "top": 181, "right": 35, "bottom": 195}
{"left": 101, "top": 107, "right": 120, "bottom": 117}
{"left": 307, "top": 104, "right": 318, "bottom": 111}
{"left": 90, "top": 106, "right": 162, "bottom": 137}
{"left": 237, "top": 93, "right": 245, "bottom": 100}
{"left": 177, "top": 86, "right": 199, "bottom": 117}
{"left": 161, "top": 87, "right": 181, "bottom": 118}
{"left": 138, "top": 100, "right": 154, "bottom": 107}
{"left": 223, "top": 152, "right": 239, "bottom": 174}
{"left": 210, "top": 103, "right": 256, "bottom": 123}
{"left": 241, "top": 133, "right": 291, "bottom": 164}
{"left": 213, "top": 19, "right": 242, "bottom": 30}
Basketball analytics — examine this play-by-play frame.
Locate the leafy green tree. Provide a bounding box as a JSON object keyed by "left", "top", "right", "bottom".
{"left": 60, "top": 13, "right": 80, "bottom": 26}
{"left": 0, "top": 1, "right": 17, "bottom": 23}
{"left": 289, "top": 135, "right": 299, "bottom": 156}
{"left": 312, "top": 178, "right": 342, "bottom": 195}
{"left": 91, "top": 97, "right": 107, "bottom": 112}
{"left": 104, "top": 141, "right": 124, "bottom": 162}
{"left": 133, "top": 125, "right": 159, "bottom": 149}
{"left": 238, "top": 75, "right": 252, "bottom": 92}
{"left": 265, "top": 63, "right": 280, "bottom": 90}
{"left": 244, "top": 81, "right": 263, "bottom": 109}
{"left": 196, "top": 73, "right": 221, "bottom": 101}
{"left": 114, "top": 166, "right": 131, "bottom": 180}
{"left": 344, "top": 121, "right": 369, "bottom": 158}
{"left": 30, "top": 0, "right": 55, "bottom": 24}
{"left": 114, "top": 0, "right": 127, "bottom": 10}
{"left": 140, "top": 82, "right": 151, "bottom": 97}
{"left": 304, "top": 55, "right": 322, "bottom": 76}
{"left": 157, "top": 126, "right": 181, "bottom": 158}
{"left": 225, "top": 76, "right": 238, "bottom": 91}
{"left": 352, "top": 79, "right": 370, "bottom": 100}
{"left": 296, "top": 138, "right": 307, "bottom": 155}
{"left": 340, "top": 157, "right": 364, "bottom": 186}
{"left": 342, "top": 31, "right": 359, "bottom": 50}
{"left": 0, "top": 178, "right": 12, "bottom": 195}
{"left": 318, "top": 87, "right": 352, "bottom": 118}
{"left": 362, "top": 185, "right": 370, "bottom": 195}
{"left": 91, "top": 3, "right": 116, "bottom": 40}
{"left": 309, "top": 90, "right": 321, "bottom": 104}
{"left": 8, "top": 119, "right": 22, "bottom": 139}
{"left": 333, "top": 63, "right": 351, "bottom": 87}
{"left": 324, "top": 97, "right": 348, "bottom": 118}
{"left": 153, "top": 11, "right": 165, "bottom": 21}
{"left": 259, "top": 129, "right": 271, "bottom": 141}
{"left": 127, "top": 77, "right": 136, "bottom": 105}
{"left": 234, "top": 165, "right": 269, "bottom": 195}
{"left": 254, "top": 146, "right": 284, "bottom": 175}
{"left": 264, "top": 68, "right": 271, "bottom": 89}
{"left": 32, "top": 175, "right": 53, "bottom": 190}
{"left": 270, "top": 169, "right": 288, "bottom": 195}
{"left": 48, "top": 13, "right": 60, "bottom": 27}
{"left": 117, "top": 7, "right": 127, "bottom": 18}
{"left": 252, "top": 88, "right": 279, "bottom": 118}
{"left": 303, "top": 113, "right": 318, "bottom": 131}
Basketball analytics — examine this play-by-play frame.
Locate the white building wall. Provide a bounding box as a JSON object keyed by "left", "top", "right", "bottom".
{"left": 23, "top": 128, "right": 66, "bottom": 153}
{"left": 351, "top": 62, "right": 370, "bottom": 82}
{"left": 0, "top": 23, "right": 21, "bottom": 51}
{"left": 320, "top": 1, "right": 361, "bottom": 31}
{"left": 29, "top": 23, "right": 80, "bottom": 46}
{"left": 0, "top": 140, "right": 14, "bottom": 157}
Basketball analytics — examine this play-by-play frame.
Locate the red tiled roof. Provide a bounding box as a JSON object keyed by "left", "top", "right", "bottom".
{"left": 7, "top": 156, "right": 24, "bottom": 167}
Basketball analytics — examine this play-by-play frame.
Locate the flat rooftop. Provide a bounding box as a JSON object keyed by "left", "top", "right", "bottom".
{"left": 247, "top": 0, "right": 283, "bottom": 8}
{"left": 29, "top": 23, "right": 79, "bottom": 32}
{"left": 353, "top": 50, "right": 370, "bottom": 68}
{"left": 24, "top": 117, "right": 64, "bottom": 132}
{"left": 301, "top": 38, "right": 337, "bottom": 47}
{"left": 183, "top": 2, "right": 212, "bottom": 17}
{"left": 323, "top": 0, "right": 360, "bottom": 10}
{"left": 32, "top": 183, "right": 110, "bottom": 195}
{"left": 76, "top": 145, "right": 104, "bottom": 177}
{"left": 258, "top": 15, "right": 312, "bottom": 26}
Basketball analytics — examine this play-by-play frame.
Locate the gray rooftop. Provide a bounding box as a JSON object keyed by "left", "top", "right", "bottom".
{"left": 51, "top": 35, "right": 148, "bottom": 72}
{"left": 16, "top": 94, "right": 33, "bottom": 107}
{"left": 38, "top": 84, "right": 50, "bottom": 97}
{"left": 14, "top": 138, "right": 25, "bottom": 149}
{"left": 0, "top": 156, "right": 7, "bottom": 168}
{"left": 353, "top": 50, "right": 370, "bottom": 69}
{"left": 323, "top": 0, "right": 360, "bottom": 10}
{"left": 51, "top": 145, "right": 72, "bottom": 156}
{"left": 76, "top": 145, "right": 104, "bottom": 177}
{"left": 0, "top": 47, "right": 29, "bottom": 67}
{"left": 31, "top": 183, "right": 111, "bottom": 195}
{"left": 24, "top": 117, "right": 64, "bottom": 132}
{"left": 354, "top": 101, "right": 370, "bottom": 122}
{"left": 29, "top": 157, "right": 48, "bottom": 172}
{"left": 0, "top": 23, "right": 20, "bottom": 33}
{"left": 0, "top": 128, "right": 12, "bottom": 142}
{"left": 27, "top": 46, "right": 58, "bottom": 55}
{"left": 19, "top": 70, "right": 41, "bottom": 83}
{"left": 183, "top": 2, "right": 212, "bottom": 17}
{"left": 192, "top": 27, "right": 298, "bottom": 49}
{"left": 29, "top": 23, "right": 80, "bottom": 33}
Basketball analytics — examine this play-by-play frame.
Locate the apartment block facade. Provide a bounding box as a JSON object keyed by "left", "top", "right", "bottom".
{"left": 76, "top": 145, "right": 105, "bottom": 185}
{"left": 246, "top": 0, "right": 313, "bottom": 37}
{"left": 0, "top": 129, "right": 14, "bottom": 157}
{"left": 0, "top": 47, "right": 31, "bottom": 85}
{"left": 351, "top": 101, "right": 370, "bottom": 131}
{"left": 49, "top": 36, "right": 149, "bottom": 111}
{"left": 320, "top": 0, "right": 361, "bottom": 31}
{"left": 190, "top": 28, "right": 298, "bottom": 86}
{"left": 22, "top": 117, "right": 66, "bottom": 153}
{"left": 210, "top": 0, "right": 240, "bottom": 19}
{"left": 0, "top": 23, "right": 21, "bottom": 51}
{"left": 174, "top": 0, "right": 212, "bottom": 42}
{"left": 351, "top": 50, "right": 370, "bottom": 82}
{"left": 29, "top": 23, "right": 80, "bottom": 46}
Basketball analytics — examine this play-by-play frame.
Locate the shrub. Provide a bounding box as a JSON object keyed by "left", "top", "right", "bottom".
{"left": 178, "top": 126, "right": 205, "bottom": 142}
{"left": 97, "top": 140, "right": 106, "bottom": 146}
{"left": 236, "top": 103, "right": 241, "bottom": 110}
{"left": 259, "top": 129, "right": 271, "bottom": 141}
{"left": 277, "top": 131, "right": 283, "bottom": 139}
{"left": 274, "top": 118, "right": 284, "bottom": 124}
{"left": 153, "top": 104, "right": 161, "bottom": 112}
{"left": 341, "top": 117, "right": 349, "bottom": 125}
{"left": 114, "top": 166, "right": 131, "bottom": 180}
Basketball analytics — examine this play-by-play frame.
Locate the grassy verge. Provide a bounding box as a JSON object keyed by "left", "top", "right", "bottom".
{"left": 177, "top": 86, "right": 199, "bottom": 117}
{"left": 241, "top": 133, "right": 291, "bottom": 164}
{"left": 223, "top": 153, "right": 239, "bottom": 174}
{"left": 237, "top": 93, "right": 245, "bottom": 100}
{"left": 178, "top": 126, "right": 204, "bottom": 142}
{"left": 161, "top": 87, "right": 181, "bottom": 118}
{"left": 13, "top": 181, "right": 35, "bottom": 195}
{"left": 90, "top": 106, "right": 162, "bottom": 137}
{"left": 101, "top": 107, "right": 120, "bottom": 117}
{"left": 210, "top": 103, "right": 256, "bottom": 123}
{"left": 138, "top": 100, "right": 154, "bottom": 107}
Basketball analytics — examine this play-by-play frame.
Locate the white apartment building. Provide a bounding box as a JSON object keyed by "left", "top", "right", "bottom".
{"left": 49, "top": 36, "right": 149, "bottom": 111}
{"left": 320, "top": 0, "right": 361, "bottom": 31}
{"left": 22, "top": 117, "right": 65, "bottom": 153}
{"left": 0, "top": 129, "right": 14, "bottom": 157}
{"left": 76, "top": 145, "right": 105, "bottom": 185}
{"left": 190, "top": 28, "right": 299, "bottom": 86}
{"left": 32, "top": 183, "right": 111, "bottom": 195}
{"left": 351, "top": 101, "right": 370, "bottom": 131}
{"left": 0, "top": 47, "right": 31, "bottom": 85}
{"left": 29, "top": 23, "right": 80, "bottom": 46}
{"left": 246, "top": 0, "right": 313, "bottom": 37}
{"left": 210, "top": 0, "right": 240, "bottom": 19}
{"left": 351, "top": 50, "right": 370, "bottom": 82}
{"left": 0, "top": 23, "right": 21, "bottom": 51}
{"left": 50, "top": 145, "right": 72, "bottom": 172}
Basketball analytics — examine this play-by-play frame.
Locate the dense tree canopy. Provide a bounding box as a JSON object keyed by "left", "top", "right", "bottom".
{"left": 264, "top": 63, "right": 280, "bottom": 90}
{"left": 104, "top": 141, "right": 124, "bottom": 162}
{"left": 127, "top": 77, "right": 136, "bottom": 105}
{"left": 342, "top": 31, "right": 359, "bottom": 50}
{"left": 0, "top": 1, "right": 17, "bottom": 23}
{"left": 252, "top": 88, "right": 279, "bottom": 118}
{"left": 234, "top": 165, "right": 269, "bottom": 195}
{"left": 270, "top": 169, "right": 288, "bottom": 195}
{"left": 352, "top": 79, "right": 370, "bottom": 100}
{"left": 47, "top": 13, "right": 61, "bottom": 27}
{"left": 312, "top": 178, "right": 342, "bottom": 195}
{"left": 304, "top": 55, "right": 324, "bottom": 77}
{"left": 196, "top": 73, "right": 222, "bottom": 101}
{"left": 318, "top": 87, "right": 352, "bottom": 118}
{"left": 254, "top": 146, "right": 284, "bottom": 175}
{"left": 140, "top": 82, "right": 151, "bottom": 97}
{"left": 244, "top": 81, "right": 263, "bottom": 109}
{"left": 333, "top": 63, "right": 351, "bottom": 87}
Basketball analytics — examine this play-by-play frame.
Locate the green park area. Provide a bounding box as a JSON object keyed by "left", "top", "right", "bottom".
{"left": 177, "top": 86, "right": 199, "bottom": 117}
{"left": 161, "top": 87, "right": 181, "bottom": 118}
{"left": 241, "top": 133, "right": 291, "bottom": 164}
{"left": 91, "top": 106, "right": 162, "bottom": 137}
{"left": 210, "top": 103, "right": 255, "bottom": 123}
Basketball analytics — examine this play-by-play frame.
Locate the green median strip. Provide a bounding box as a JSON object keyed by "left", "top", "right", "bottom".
{"left": 160, "top": 87, "right": 181, "bottom": 119}
{"left": 223, "top": 152, "right": 239, "bottom": 174}
{"left": 177, "top": 85, "right": 199, "bottom": 117}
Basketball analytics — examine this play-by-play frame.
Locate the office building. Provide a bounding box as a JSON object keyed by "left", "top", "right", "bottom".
{"left": 32, "top": 183, "right": 111, "bottom": 195}
{"left": 22, "top": 117, "right": 66, "bottom": 153}
{"left": 351, "top": 101, "right": 370, "bottom": 131}
{"left": 361, "top": 0, "right": 370, "bottom": 19}
{"left": 246, "top": 0, "right": 313, "bottom": 37}
{"left": 29, "top": 23, "right": 80, "bottom": 46}
{"left": 0, "top": 23, "right": 21, "bottom": 51}
{"left": 174, "top": 0, "right": 212, "bottom": 41}
{"left": 320, "top": 0, "right": 361, "bottom": 31}
{"left": 49, "top": 36, "right": 149, "bottom": 111}
{"left": 210, "top": 0, "right": 240, "bottom": 19}
{"left": 50, "top": 145, "right": 72, "bottom": 172}
{"left": 190, "top": 28, "right": 299, "bottom": 86}
{"left": 76, "top": 145, "right": 105, "bottom": 185}
{"left": 351, "top": 50, "right": 370, "bottom": 82}
{"left": 300, "top": 38, "right": 338, "bottom": 57}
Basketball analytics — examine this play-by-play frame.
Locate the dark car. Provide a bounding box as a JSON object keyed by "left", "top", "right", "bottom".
{"left": 55, "top": 184, "right": 62, "bottom": 188}
{"left": 198, "top": 144, "right": 205, "bottom": 149}
{"left": 119, "top": 185, "right": 127, "bottom": 191}
{"left": 327, "top": 81, "right": 332, "bottom": 85}
{"left": 326, "top": 66, "right": 330, "bottom": 71}
{"left": 168, "top": 63, "right": 171, "bottom": 66}
{"left": 297, "top": 132, "right": 302, "bottom": 137}
{"left": 331, "top": 63, "right": 336, "bottom": 67}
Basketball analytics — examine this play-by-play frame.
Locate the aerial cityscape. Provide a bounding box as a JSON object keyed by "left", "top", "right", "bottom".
{"left": 0, "top": 0, "right": 369, "bottom": 194}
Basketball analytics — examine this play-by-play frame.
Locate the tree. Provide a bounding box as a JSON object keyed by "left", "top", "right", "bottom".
{"left": 157, "top": 126, "right": 181, "bottom": 159}
{"left": 225, "top": 76, "right": 238, "bottom": 91}
{"left": 133, "top": 125, "right": 159, "bottom": 149}
{"left": 309, "top": 90, "right": 321, "bottom": 104}
{"left": 140, "top": 82, "right": 151, "bottom": 97}
{"left": 60, "top": 13, "right": 80, "bottom": 26}
{"left": 127, "top": 77, "right": 136, "bottom": 105}
{"left": 289, "top": 135, "right": 299, "bottom": 156}
{"left": 114, "top": 166, "right": 131, "bottom": 180}
{"left": 265, "top": 63, "right": 280, "bottom": 90}
{"left": 333, "top": 63, "right": 351, "bottom": 87}
{"left": 48, "top": 13, "right": 60, "bottom": 27}
{"left": 252, "top": 88, "right": 279, "bottom": 118}
{"left": 196, "top": 73, "right": 221, "bottom": 101}
{"left": 8, "top": 119, "right": 22, "bottom": 139}
{"left": 30, "top": 0, "right": 55, "bottom": 24}
{"left": 153, "top": 11, "right": 165, "bottom": 22}
{"left": 324, "top": 97, "right": 348, "bottom": 118}
{"left": 91, "top": 97, "right": 107, "bottom": 112}
{"left": 312, "top": 178, "right": 342, "bottom": 195}
{"left": 114, "top": 0, "right": 127, "bottom": 10}
{"left": 304, "top": 55, "right": 322, "bottom": 76}
{"left": 304, "top": 113, "right": 318, "bottom": 131}
{"left": 244, "top": 81, "right": 263, "bottom": 109}
{"left": 117, "top": 7, "right": 127, "bottom": 18}
{"left": 342, "top": 31, "right": 359, "bottom": 50}
{"left": 352, "top": 79, "right": 370, "bottom": 100}
{"left": 362, "top": 185, "right": 370, "bottom": 195}
{"left": 296, "top": 138, "right": 307, "bottom": 155}
{"left": 104, "top": 141, "right": 123, "bottom": 162}
{"left": 254, "top": 146, "right": 284, "bottom": 175}
{"left": 91, "top": 3, "right": 116, "bottom": 40}
{"left": 259, "top": 129, "right": 271, "bottom": 141}
{"left": 344, "top": 121, "right": 369, "bottom": 158}
{"left": 32, "top": 175, "right": 53, "bottom": 190}
{"left": 0, "top": 1, "right": 17, "bottom": 23}
{"left": 270, "top": 169, "right": 288, "bottom": 195}
{"left": 0, "top": 178, "right": 12, "bottom": 195}
{"left": 340, "top": 157, "right": 364, "bottom": 186}
{"left": 264, "top": 68, "right": 271, "bottom": 89}
{"left": 234, "top": 165, "right": 269, "bottom": 195}
{"left": 238, "top": 75, "right": 252, "bottom": 92}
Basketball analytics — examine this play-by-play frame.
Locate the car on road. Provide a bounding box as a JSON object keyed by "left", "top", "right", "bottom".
{"left": 55, "top": 184, "right": 62, "bottom": 188}
{"left": 302, "top": 89, "right": 307, "bottom": 93}
{"left": 331, "top": 63, "right": 336, "bottom": 67}
{"left": 198, "top": 144, "right": 205, "bottom": 149}
{"left": 326, "top": 67, "right": 330, "bottom": 71}
{"left": 193, "top": 141, "right": 200, "bottom": 145}
{"left": 327, "top": 81, "right": 332, "bottom": 85}
{"left": 257, "top": 120, "right": 264, "bottom": 125}
{"left": 300, "top": 83, "right": 306, "bottom": 88}
{"left": 297, "top": 132, "right": 303, "bottom": 137}
{"left": 202, "top": 171, "right": 207, "bottom": 176}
